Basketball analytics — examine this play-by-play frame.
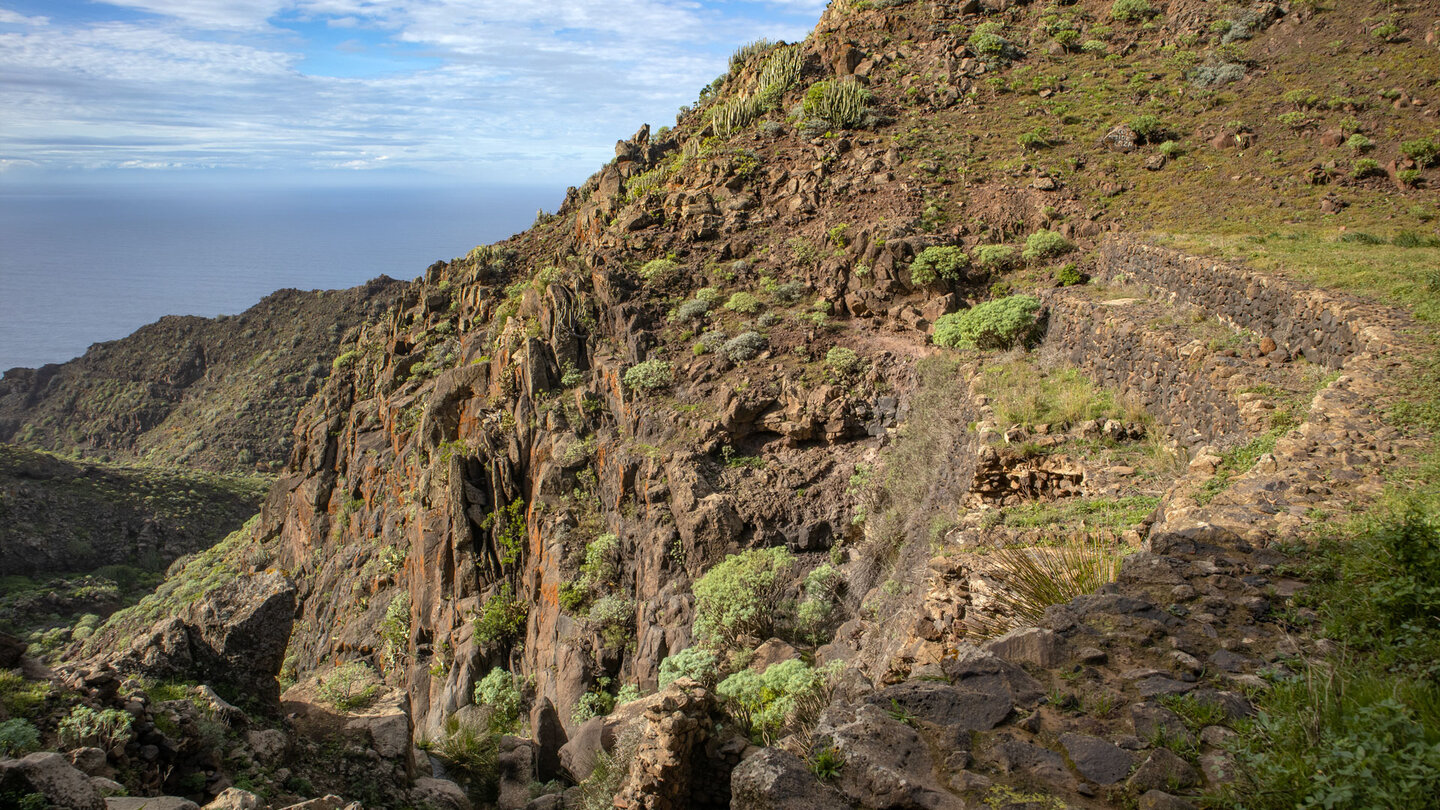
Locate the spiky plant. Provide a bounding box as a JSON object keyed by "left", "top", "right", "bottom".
{"left": 968, "top": 533, "right": 1128, "bottom": 637}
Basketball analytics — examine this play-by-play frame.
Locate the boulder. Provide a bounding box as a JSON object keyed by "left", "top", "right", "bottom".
{"left": 1103, "top": 124, "right": 1138, "bottom": 152}
{"left": 202, "top": 789, "right": 264, "bottom": 810}
{"left": 411, "top": 778, "right": 471, "bottom": 810}
{"left": 2, "top": 752, "right": 106, "bottom": 809}
{"left": 983, "top": 628, "right": 1063, "bottom": 668}
{"left": 1128, "top": 748, "right": 1199, "bottom": 793}
{"left": 530, "top": 697, "right": 567, "bottom": 782}
{"left": 730, "top": 748, "right": 854, "bottom": 810}
{"left": 105, "top": 798, "right": 200, "bottom": 810}
{"left": 1059, "top": 733, "right": 1134, "bottom": 785}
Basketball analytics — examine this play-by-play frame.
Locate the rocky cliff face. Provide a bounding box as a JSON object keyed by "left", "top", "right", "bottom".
{"left": 8, "top": 0, "right": 1440, "bottom": 808}
{"left": 0, "top": 278, "right": 405, "bottom": 474}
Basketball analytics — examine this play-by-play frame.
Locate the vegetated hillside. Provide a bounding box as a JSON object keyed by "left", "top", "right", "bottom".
{"left": 6, "top": 1, "right": 1440, "bottom": 810}
{"left": 0, "top": 277, "right": 406, "bottom": 475}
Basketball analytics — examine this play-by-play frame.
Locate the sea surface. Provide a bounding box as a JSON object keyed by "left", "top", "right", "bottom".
{"left": 0, "top": 183, "right": 559, "bottom": 372}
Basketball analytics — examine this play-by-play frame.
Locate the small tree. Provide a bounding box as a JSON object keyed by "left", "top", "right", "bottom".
{"left": 1021, "top": 229, "right": 1075, "bottom": 262}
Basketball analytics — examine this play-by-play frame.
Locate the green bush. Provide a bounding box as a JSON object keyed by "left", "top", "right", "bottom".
{"left": 474, "top": 583, "right": 528, "bottom": 648}
{"left": 658, "top": 647, "right": 720, "bottom": 690}
{"left": 578, "top": 533, "right": 618, "bottom": 593}
{"left": 724, "top": 292, "right": 763, "bottom": 315}
{"left": 572, "top": 689, "right": 617, "bottom": 723}
{"left": 1353, "top": 158, "right": 1384, "bottom": 179}
{"left": 1127, "top": 114, "right": 1168, "bottom": 144}
{"left": 624, "top": 359, "right": 673, "bottom": 392}
{"left": 433, "top": 715, "right": 500, "bottom": 804}
{"left": 932, "top": 295, "right": 1043, "bottom": 350}
{"left": 967, "top": 22, "right": 1017, "bottom": 60}
{"left": 638, "top": 258, "right": 678, "bottom": 282}
{"left": 1110, "top": 0, "right": 1156, "bottom": 22}
{"left": 317, "top": 661, "right": 379, "bottom": 712}
{"left": 1055, "top": 264, "right": 1086, "bottom": 286}
{"left": 587, "top": 594, "right": 635, "bottom": 649}
{"left": 966, "top": 536, "right": 1126, "bottom": 637}
{"left": 908, "top": 246, "right": 971, "bottom": 286}
{"left": 1157, "top": 140, "right": 1182, "bottom": 158}
{"left": 723, "top": 331, "right": 768, "bottom": 362}
{"left": 692, "top": 547, "right": 794, "bottom": 646}
{"left": 1022, "top": 229, "right": 1074, "bottom": 262}
{"left": 717, "top": 659, "right": 837, "bottom": 744}
{"left": 802, "top": 79, "right": 873, "bottom": 129}
{"left": 0, "top": 718, "right": 39, "bottom": 756}
{"left": 825, "top": 347, "right": 862, "bottom": 375}
{"left": 0, "top": 672, "right": 50, "bottom": 719}
{"left": 379, "top": 591, "right": 410, "bottom": 671}
{"left": 1402, "top": 138, "right": 1440, "bottom": 168}
{"left": 474, "top": 668, "right": 522, "bottom": 732}
{"left": 770, "top": 281, "right": 809, "bottom": 305}
{"left": 971, "top": 244, "right": 1017, "bottom": 272}
{"left": 57, "top": 705, "right": 134, "bottom": 750}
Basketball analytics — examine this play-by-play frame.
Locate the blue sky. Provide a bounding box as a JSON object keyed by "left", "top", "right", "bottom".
{"left": 0, "top": 0, "right": 828, "bottom": 188}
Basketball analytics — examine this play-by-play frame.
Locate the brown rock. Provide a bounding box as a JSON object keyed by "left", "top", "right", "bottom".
{"left": 0, "top": 753, "right": 105, "bottom": 810}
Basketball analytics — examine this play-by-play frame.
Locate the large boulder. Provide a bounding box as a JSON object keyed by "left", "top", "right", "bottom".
{"left": 107, "top": 572, "right": 296, "bottom": 707}
{"left": 0, "top": 752, "right": 106, "bottom": 810}
{"left": 730, "top": 748, "right": 855, "bottom": 810}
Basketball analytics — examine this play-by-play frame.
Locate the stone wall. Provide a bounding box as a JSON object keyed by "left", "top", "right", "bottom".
{"left": 1096, "top": 238, "right": 1405, "bottom": 369}
{"left": 1043, "top": 296, "right": 1248, "bottom": 444}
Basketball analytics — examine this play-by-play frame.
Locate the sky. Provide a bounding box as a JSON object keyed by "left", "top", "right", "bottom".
{"left": 0, "top": 0, "right": 828, "bottom": 189}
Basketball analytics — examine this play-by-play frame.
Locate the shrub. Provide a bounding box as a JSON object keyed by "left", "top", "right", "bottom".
{"left": 932, "top": 295, "right": 1043, "bottom": 350}
{"left": 379, "top": 591, "right": 410, "bottom": 671}
{"left": 796, "top": 563, "right": 842, "bottom": 641}
{"left": 587, "top": 594, "right": 635, "bottom": 649}
{"left": 1402, "top": 138, "right": 1440, "bottom": 168}
{"left": 578, "top": 533, "right": 618, "bottom": 592}
{"left": 717, "top": 660, "right": 837, "bottom": 744}
{"left": 1110, "top": 0, "right": 1156, "bottom": 22}
{"left": 1346, "top": 133, "right": 1374, "bottom": 152}
{"left": 1277, "top": 111, "right": 1308, "bottom": 130}
{"left": 695, "top": 286, "right": 723, "bottom": 303}
{"left": 825, "top": 347, "right": 862, "bottom": 375}
{"left": 1017, "top": 129, "right": 1050, "bottom": 151}
{"left": 1022, "top": 229, "right": 1074, "bottom": 261}
{"left": 1055, "top": 264, "right": 1086, "bottom": 286}
{"left": 908, "top": 246, "right": 971, "bottom": 286}
{"left": 658, "top": 647, "right": 720, "bottom": 690}
{"left": 57, "top": 705, "right": 134, "bottom": 750}
{"left": 1190, "top": 62, "right": 1245, "bottom": 88}
{"left": 1127, "top": 114, "right": 1168, "bottom": 143}
{"left": 971, "top": 244, "right": 1017, "bottom": 272}
{"left": 968, "top": 22, "right": 1019, "bottom": 60}
{"left": 1157, "top": 140, "right": 1182, "bottom": 158}
{"left": 770, "top": 281, "right": 809, "bottom": 305}
{"left": 1353, "top": 158, "right": 1384, "bottom": 179}
{"left": 317, "top": 661, "right": 379, "bottom": 712}
{"left": 572, "top": 690, "right": 617, "bottom": 723}
{"left": 803, "top": 79, "right": 873, "bottom": 129}
{"left": 966, "top": 535, "right": 1127, "bottom": 637}
{"left": 724, "top": 292, "right": 763, "bottom": 314}
{"left": 0, "top": 718, "right": 39, "bottom": 756}
{"left": 624, "top": 359, "right": 673, "bottom": 392}
{"left": 474, "top": 668, "right": 522, "bottom": 732}
{"left": 723, "top": 331, "right": 768, "bottom": 362}
{"left": 474, "top": 583, "right": 528, "bottom": 648}
{"left": 638, "top": 258, "right": 678, "bottom": 282}
{"left": 433, "top": 715, "right": 500, "bottom": 803}
{"left": 692, "top": 547, "right": 794, "bottom": 646}
{"left": 1081, "top": 39, "right": 1108, "bottom": 54}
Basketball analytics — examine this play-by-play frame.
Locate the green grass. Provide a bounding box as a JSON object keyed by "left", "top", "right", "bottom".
{"left": 999, "top": 495, "right": 1160, "bottom": 529}
{"left": 976, "top": 359, "right": 1147, "bottom": 431}
{"left": 1195, "top": 429, "right": 1283, "bottom": 506}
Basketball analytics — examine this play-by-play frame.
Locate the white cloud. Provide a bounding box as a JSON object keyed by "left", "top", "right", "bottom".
{"left": 0, "top": 0, "right": 825, "bottom": 183}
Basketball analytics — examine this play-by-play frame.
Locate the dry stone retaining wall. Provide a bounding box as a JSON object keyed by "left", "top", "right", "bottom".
{"left": 1097, "top": 238, "right": 1406, "bottom": 369}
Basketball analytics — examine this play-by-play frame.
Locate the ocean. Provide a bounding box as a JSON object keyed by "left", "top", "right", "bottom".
{"left": 0, "top": 183, "right": 560, "bottom": 372}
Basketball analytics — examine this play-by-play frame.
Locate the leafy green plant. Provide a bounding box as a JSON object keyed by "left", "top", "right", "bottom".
{"left": 718, "top": 659, "right": 838, "bottom": 744}
{"left": 473, "top": 583, "right": 528, "bottom": 648}
{"left": 1402, "top": 138, "right": 1439, "bottom": 168}
{"left": 587, "top": 594, "right": 635, "bottom": 649}
{"left": 1353, "top": 158, "right": 1384, "bottom": 179}
{"left": 1110, "top": 0, "right": 1156, "bottom": 22}
{"left": 971, "top": 244, "right": 1017, "bottom": 272}
{"left": 1022, "top": 229, "right": 1074, "bottom": 261}
{"left": 638, "top": 257, "right": 678, "bottom": 282}
{"left": 482, "top": 497, "right": 527, "bottom": 565}
{"left": 723, "top": 331, "right": 768, "bottom": 362}
{"left": 624, "top": 359, "right": 673, "bottom": 392}
{"left": 0, "top": 718, "right": 39, "bottom": 756}
{"left": 1346, "top": 133, "right": 1374, "bottom": 152}
{"left": 572, "top": 689, "right": 617, "bottom": 723}
{"left": 810, "top": 745, "right": 845, "bottom": 781}
{"left": 659, "top": 646, "right": 720, "bottom": 690}
{"left": 825, "top": 346, "right": 862, "bottom": 375}
{"left": 724, "top": 292, "right": 763, "bottom": 315}
{"left": 1055, "top": 263, "right": 1086, "bottom": 286}
{"left": 317, "top": 661, "right": 379, "bottom": 712}
{"left": 57, "top": 705, "right": 134, "bottom": 750}
{"left": 968, "top": 21, "right": 1018, "bottom": 60}
{"left": 908, "top": 246, "right": 971, "bottom": 286}
{"left": 379, "top": 591, "right": 410, "bottom": 671}
{"left": 932, "top": 295, "right": 1042, "bottom": 350}
{"left": 1127, "top": 114, "right": 1169, "bottom": 144}
{"left": 692, "top": 547, "right": 793, "bottom": 646}
{"left": 474, "top": 667, "right": 523, "bottom": 732}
